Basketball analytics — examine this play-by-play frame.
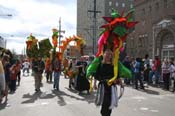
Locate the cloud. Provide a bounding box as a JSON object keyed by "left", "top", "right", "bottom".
{"left": 0, "top": 0, "right": 77, "bottom": 54}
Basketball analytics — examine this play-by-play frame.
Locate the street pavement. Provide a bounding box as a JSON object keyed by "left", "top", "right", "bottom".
{"left": 0, "top": 72, "right": 175, "bottom": 116}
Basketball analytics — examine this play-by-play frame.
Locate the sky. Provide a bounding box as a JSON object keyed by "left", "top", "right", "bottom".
{"left": 0, "top": 0, "right": 77, "bottom": 54}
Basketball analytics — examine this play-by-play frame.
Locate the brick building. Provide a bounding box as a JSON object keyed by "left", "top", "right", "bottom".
{"left": 127, "top": 0, "right": 175, "bottom": 60}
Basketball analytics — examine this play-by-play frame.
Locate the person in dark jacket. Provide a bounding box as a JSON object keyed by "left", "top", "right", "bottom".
{"left": 75, "top": 57, "right": 89, "bottom": 94}
{"left": 134, "top": 58, "right": 144, "bottom": 89}
{"left": 52, "top": 57, "right": 61, "bottom": 91}
{"left": 32, "top": 56, "right": 45, "bottom": 92}
{"left": 95, "top": 49, "right": 117, "bottom": 116}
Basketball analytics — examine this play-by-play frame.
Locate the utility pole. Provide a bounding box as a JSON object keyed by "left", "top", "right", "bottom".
{"left": 58, "top": 17, "right": 65, "bottom": 52}
{"left": 88, "top": 0, "right": 101, "bottom": 55}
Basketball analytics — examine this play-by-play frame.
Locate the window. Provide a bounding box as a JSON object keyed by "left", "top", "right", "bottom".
{"left": 122, "top": 3, "right": 125, "bottom": 7}
{"left": 109, "top": 9, "right": 112, "bottom": 14}
{"left": 173, "top": 0, "right": 175, "bottom": 6}
{"left": 109, "top": 1, "right": 112, "bottom": 6}
{"left": 142, "top": 8, "right": 145, "bottom": 15}
{"left": 164, "top": 0, "right": 168, "bottom": 8}
{"left": 155, "top": 2, "right": 159, "bottom": 10}
{"left": 116, "top": 2, "right": 119, "bottom": 7}
{"left": 149, "top": 6, "right": 152, "bottom": 12}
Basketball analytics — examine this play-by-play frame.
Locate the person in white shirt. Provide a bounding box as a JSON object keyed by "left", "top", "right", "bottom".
{"left": 22, "top": 60, "right": 30, "bottom": 76}
{"left": 169, "top": 59, "right": 175, "bottom": 92}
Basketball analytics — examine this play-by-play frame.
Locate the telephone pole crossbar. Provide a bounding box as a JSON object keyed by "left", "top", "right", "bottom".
{"left": 88, "top": 0, "right": 101, "bottom": 55}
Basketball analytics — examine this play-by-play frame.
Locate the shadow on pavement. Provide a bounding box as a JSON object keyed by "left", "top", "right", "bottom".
{"left": 52, "top": 89, "right": 96, "bottom": 106}
{"left": 21, "top": 88, "right": 96, "bottom": 106}
{"left": 143, "top": 89, "right": 160, "bottom": 95}
{"left": 21, "top": 91, "right": 55, "bottom": 104}
{"left": 65, "top": 87, "right": 96, "bottom": 104}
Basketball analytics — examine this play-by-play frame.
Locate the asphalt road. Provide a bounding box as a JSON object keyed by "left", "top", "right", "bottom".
{"left": 0, "top": 72, "right": 175, "bottom": 116}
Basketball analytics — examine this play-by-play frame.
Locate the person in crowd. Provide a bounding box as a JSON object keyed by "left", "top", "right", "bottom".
{"left": 123, "top": 56, "right": 132, "bottom": 85}
{"left": 16, "top": 60, "right": 22, "bottom": 86}
{"left": 130, "top": 57, "right": 136, "bottom": 84}
{"left": 75, "top": 56, "right": 89, "bottom": 94}
{"left": 68, "top": 58, "right": 77, "bottom": 89}
{"left": 134, "top": 58, "right": 144, "bottom": 90}
{"left": 9, "top": 61, "right": 18, "bottom": 93}
{"left": 2, "top": 55, "right": 11, "bottom": 102}
{"left": 149, "top": 60, "right": 156, "bottom": 84}
{"left": 169, "top": 58, "right": 175, "bottom": 92}
{"left": 161, "top": 59, "right": 170, "bottom": 90}
{"left": 32, "top": 56, "right": 45, "bottom": 92}
{"left": 143, "top": 54, "right": 150, "bottom": 84}
{"left": 154, "top": 56, "right": 161, "bottom": 85}
{"left": 45, "top": 57, "right": 53, "bottom": 82}
{"left": 22, "top": 59, "right": 30, "bottom": 76}
{"left": 0, "top": 57, "right": 5, "bottom": 103}
{"left": 63, "top": 57, "right": 69, "bottom": 78}
{"left": 52, "top": 55, "right": 62, "bottom": 91}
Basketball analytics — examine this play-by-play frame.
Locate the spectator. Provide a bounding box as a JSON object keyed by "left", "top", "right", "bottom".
{"left": 123, "top": 56, "right": 131, "bottom": 85}
{"left": 169, "top": 58, "right": 175, "bottom": 92}
{"left": 143, "top": 54, "right": 150, "bottom": 84}
{"left": 0, "top": 58, "right": 5, "bottom": 103}
{"left": 162, "top": 59, "right": 170, "bottom": 90}
{"left": 16, "top": 60, "right": 22, "bottom": 86}
{"left": 52, "top": 56, "right": 62, "bottom": 91}
{"left": 134, "top": 58, "right": 144, "bottom": 90}
{"left": 75, "top": 57, "right": 89, "bottom": 94}
{"left": 154, "top": 56, "right": 161, "bottom": 85}
{"left": 22, "top": 59, "right": 30, "bottom": 76}
{"left": 2, "top": 55, "right": 11, "bottom": 102}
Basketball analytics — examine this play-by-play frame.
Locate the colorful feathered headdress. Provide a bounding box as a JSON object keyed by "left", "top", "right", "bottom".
{"left": 87, "top": 9, "right": 138, "bottom": 86}
{"left": 96, "top": 9, "right": 138, "bottom": 56}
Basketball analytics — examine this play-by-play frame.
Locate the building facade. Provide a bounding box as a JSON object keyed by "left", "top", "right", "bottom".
{"left": 77, "top": 0, "right": 134, "bottom": 55}
{"left": 127, "top": 0, "right": 175, "bottom": 60}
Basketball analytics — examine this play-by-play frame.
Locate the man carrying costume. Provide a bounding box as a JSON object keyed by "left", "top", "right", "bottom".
{"left": 32, "top": 56, "right": 45, "bottom": 92}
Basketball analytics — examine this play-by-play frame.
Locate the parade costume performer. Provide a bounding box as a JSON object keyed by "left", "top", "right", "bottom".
{"left": 26, "top": 34, "right": 51, "bottom": 92}
{"left": 86, "top": 9, "right": 137, "bottom": 116}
